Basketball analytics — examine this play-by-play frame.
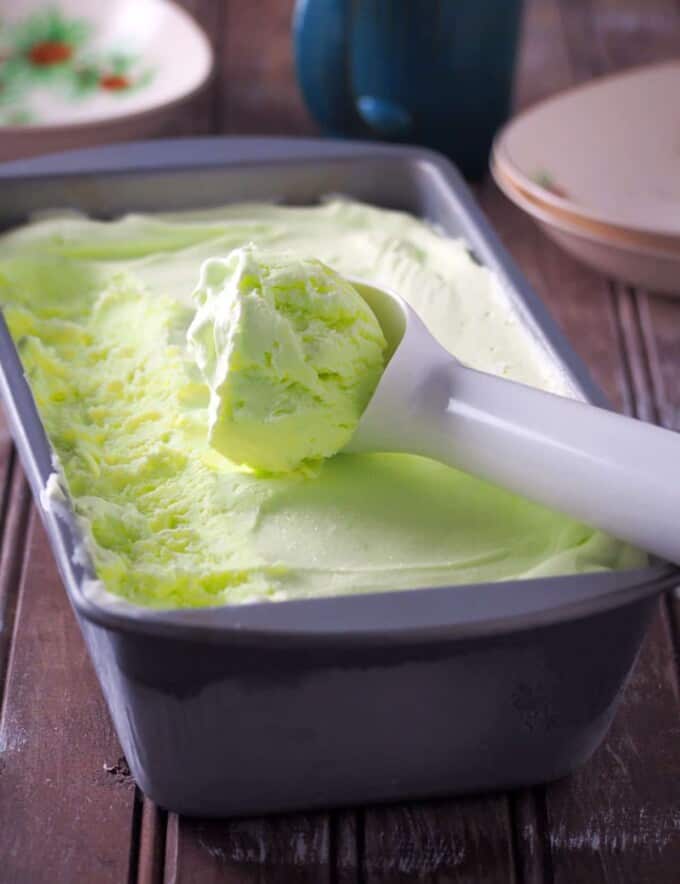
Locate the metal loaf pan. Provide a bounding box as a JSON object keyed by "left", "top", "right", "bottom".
{"left": 0, "top": 138, "right": 676, "bottom": 817}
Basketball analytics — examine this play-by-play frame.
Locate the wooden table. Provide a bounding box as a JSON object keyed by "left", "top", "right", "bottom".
{"left": 1, "top": 1, "right": 679, "bottom": 881}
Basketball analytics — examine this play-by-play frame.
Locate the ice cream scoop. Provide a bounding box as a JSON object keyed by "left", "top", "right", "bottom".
{"left": 187, "top": 246, "right": 387, "bottom": 473}
{"left": 348, "top": 280, "right": 680, "bottom": 565}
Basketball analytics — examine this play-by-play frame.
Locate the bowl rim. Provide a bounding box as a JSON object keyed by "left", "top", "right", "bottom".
{"left": 492, "top": 158, "right": 680, "bottom": 261}
{"left": 492, "top": 59, "right": 680, "bottom": 240}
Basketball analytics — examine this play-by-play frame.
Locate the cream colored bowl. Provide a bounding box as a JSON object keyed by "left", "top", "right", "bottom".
{"left": 492, "top": 160, "right": 680, "bottom": 296}
{"left": 493, "top": 61, "right": 680, "bottom": 243}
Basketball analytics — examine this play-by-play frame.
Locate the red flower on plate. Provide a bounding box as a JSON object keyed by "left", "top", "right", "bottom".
{"left": 99, "top": 73, "right": 131, "bottom": 91}
{"left": 27, "top": 40, "right": 73, "bottom": 66}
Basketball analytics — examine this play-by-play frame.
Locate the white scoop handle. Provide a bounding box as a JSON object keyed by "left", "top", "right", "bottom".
{"left": 350, "top": 284, "right": 680, "bottom": 565}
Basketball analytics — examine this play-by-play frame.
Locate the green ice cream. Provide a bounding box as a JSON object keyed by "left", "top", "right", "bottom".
{"left": 187, "top": 245, "right": 386, "bottom": 473}
{"left": 0, "top": 200, "right": 645, "bottom": 607}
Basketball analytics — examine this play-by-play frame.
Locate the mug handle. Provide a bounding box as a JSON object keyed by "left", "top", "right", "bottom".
{"left": 293, "top": 0, "right": 357, "bottom": 134}
{"left": 349, "top": 0, "right": 414, "bottom": 138}
{"left": 294, "top": 0, "right": 413, "bottom": 137}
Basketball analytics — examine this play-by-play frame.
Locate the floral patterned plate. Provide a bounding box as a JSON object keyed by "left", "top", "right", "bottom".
{"left": 0, "top": 0, "right": 212, "bottom": 159}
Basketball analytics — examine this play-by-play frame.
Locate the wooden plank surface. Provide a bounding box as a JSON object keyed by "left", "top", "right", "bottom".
{"left": 162, "top": 1, "right": 227, "bottom": 137}
{"left": 0, "top": 513, "right": 137, "bottom": 884}
{"left": 165, "top": 812, "right": 332, "bottom": 884}
{"left": 638, "top": 293, "right": 680, "bottom": 650}
{"left": 360, "top": 797, "right": 515, "bottom": 883}
{"left": 218, "top": 0, "right": 315, "bottom": 135}
{"left": 1, "top": 0, "right": 679, "bottom": 882}
{"left": 639, "top": 295, "right": 680, "bottom": 433}
{"left": 0, "top": 439, "right": 29, "bottom": 699}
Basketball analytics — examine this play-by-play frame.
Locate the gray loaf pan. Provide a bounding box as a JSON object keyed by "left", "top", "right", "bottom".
{"left": 0, "top": 138, "right": 677, "bottom": 817}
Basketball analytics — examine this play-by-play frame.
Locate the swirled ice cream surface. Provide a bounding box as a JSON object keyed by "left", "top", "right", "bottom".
{"left": 0, "top": 200, "right": 645, "bottom": 607}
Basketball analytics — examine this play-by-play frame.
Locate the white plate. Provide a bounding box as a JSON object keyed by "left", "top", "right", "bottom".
{"left": 493, "top": 61, "right": 680, "bottom": 240}
{"left": 492, "top": 160, "right": 680, "bottom": 296}
{"left": 0, "top": 0, "right": 212, "bottom": 160}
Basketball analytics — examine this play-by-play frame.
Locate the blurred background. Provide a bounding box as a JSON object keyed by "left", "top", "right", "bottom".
{"left": 162, "top": 0, "right": 677, "bottom": 148}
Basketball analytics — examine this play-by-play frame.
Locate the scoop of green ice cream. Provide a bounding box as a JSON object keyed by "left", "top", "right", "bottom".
{"left": 187, "top": 245, "right": 387, "bottom": 473}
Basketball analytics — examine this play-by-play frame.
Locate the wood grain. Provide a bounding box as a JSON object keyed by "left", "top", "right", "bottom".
{"left": 0, "top": 512, "right": 137, "bottom": 884}
{"left": 162, "top": 1, "right": 227, "bottom": 137}
{"left": 510, "top": 788, "right": 552, "bottom": 884}
{"left": 165, "top": 811, "right": 332, "bottom": 884}
{"left": 0, "top": 448, "right": 30, "bottom": 700}
{"left": 637, "top": 295, "right": 680, "bottom": 434}
{"left": 557, "top": 0, "right": 680, "bottom": 80}
{"left": 514, "top": 0, "right": 574, "bottom": 107}
{"left": 332, "top": 810, "right": 360, "bottom": 884}
{"left": 544, "top": 609, "right": 680, "bottom": 884}
{"left": 219, "top": 0, "right": 316, "bottom": 135}
{"left": 138, "top": 799, "right": 168, "bottom": 884}
{"left": 635, "top": 291, "right": 680, "bottom": 732}
{"left": 360, "top": 797, "right": 514, "bottom": 883}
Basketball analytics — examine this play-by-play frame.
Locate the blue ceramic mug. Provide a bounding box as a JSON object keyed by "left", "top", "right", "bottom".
{"left": 294, "top": 0, "right": 523, "bottom": 178}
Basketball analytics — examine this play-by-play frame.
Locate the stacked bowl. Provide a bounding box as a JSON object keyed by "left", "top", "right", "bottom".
{"left": 491, "top": 61, "right": 680, "bottom": 295}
